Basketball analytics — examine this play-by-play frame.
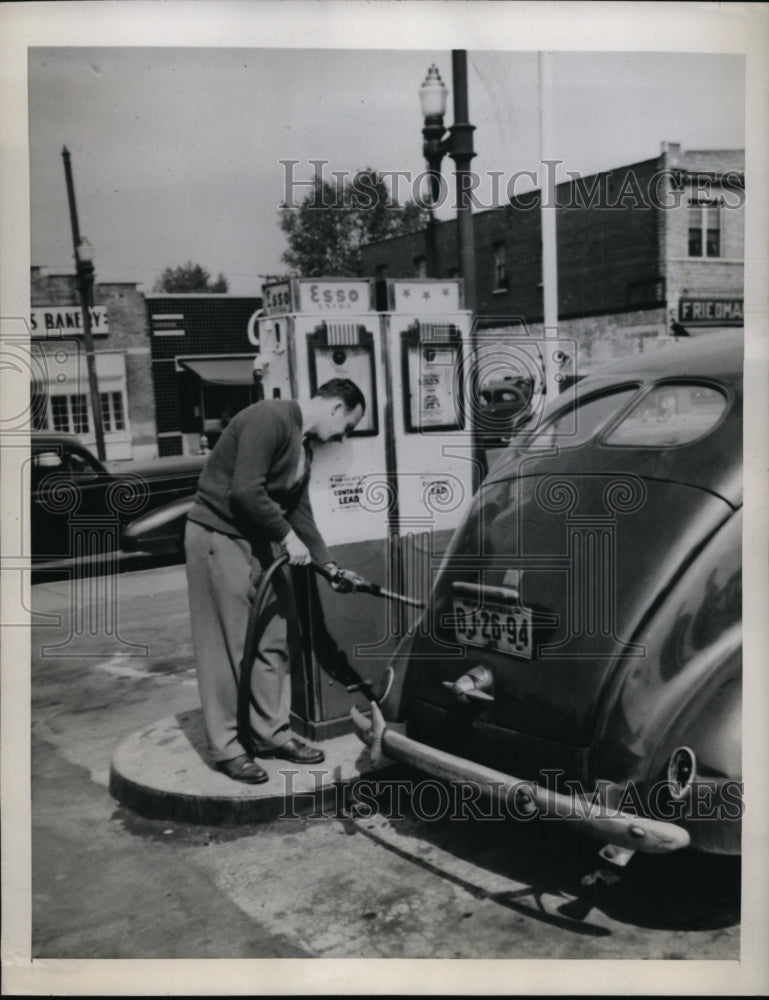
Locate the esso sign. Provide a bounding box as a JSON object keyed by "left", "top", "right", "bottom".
{"left": 263, "top": 283, "right": 293, "bottom": 316}
{"left": 296, "top": 279, "right": 373, "bottom": 313}
{"left": 262, "top": 278, "right": 374, "bottom": 315}
{"left": 309, "top": 284, "right": 360, "bottom": 309}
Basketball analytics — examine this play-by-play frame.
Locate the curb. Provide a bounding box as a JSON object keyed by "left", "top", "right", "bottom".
{"left": 109, "top": 707, "right": 384, "bottom": 826}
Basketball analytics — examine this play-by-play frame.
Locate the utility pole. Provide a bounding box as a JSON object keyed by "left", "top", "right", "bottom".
{"left": 538, "top": 53, "right": 561, "bottom": 404}
{"left": 62, "top": 146, "right": 106, "bottom": 461}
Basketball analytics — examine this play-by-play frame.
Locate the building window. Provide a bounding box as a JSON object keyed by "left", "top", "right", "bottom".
{"left": 493, "top": 242, "right": 508, "bottom": 290}
{"left": 51, "top": 393, "right": 90, "bottom": 434}
{"left": 100, "top": 391, "right": 126, "bottom": 433}
{"left": 37, "top": 391, "right": 128, "bottom": 437}
{"left": 51, "top": 395, "right": 70, "bottom": 432}
{"left": 414, "top": 256, "right": 427, "bottom": 278}
{"left": 688, "top": 200, "right": 721, "bottom": 257}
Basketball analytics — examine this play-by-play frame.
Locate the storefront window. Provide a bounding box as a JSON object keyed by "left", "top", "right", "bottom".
{"left": 51, "top": 395, "right": 69, "bottom": 432}
{"left": 50, "top": 394, "right": 90, "bottom": 434}
{"left": 71, "top": 395, "right": 89, "bottom": 434}
{"left": 100, "top": 391, "right": 126, "bottom": 432}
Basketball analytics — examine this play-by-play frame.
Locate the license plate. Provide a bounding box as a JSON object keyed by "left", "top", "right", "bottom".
{"left": 453, "top": 599, "right": 533, "bottom": 659}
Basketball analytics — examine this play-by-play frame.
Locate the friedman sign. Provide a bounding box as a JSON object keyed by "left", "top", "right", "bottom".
{"left": 679, "top": 298, "right": 743, "bottom": 326}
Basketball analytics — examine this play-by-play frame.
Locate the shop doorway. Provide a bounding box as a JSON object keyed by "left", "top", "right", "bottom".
{"left": 177, "top": 355, "right": 258, "bottom": 452}
{"left": 200, "top": 382, "right": 254, "bottom": 447}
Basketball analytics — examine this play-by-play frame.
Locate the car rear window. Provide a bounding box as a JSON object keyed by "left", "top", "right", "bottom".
{"left": 523, "top": 387, "right": 638, "bottom": 451}
{"left": 602, "top": 383, "right": 728, "bottom": 447}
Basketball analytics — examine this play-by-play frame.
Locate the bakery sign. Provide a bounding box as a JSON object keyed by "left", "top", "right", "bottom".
{"left": 30, "top": 306, "right": 109, "bottom": 338}
{"left": 678, "top": 298, "right": 743, "bottom": 326}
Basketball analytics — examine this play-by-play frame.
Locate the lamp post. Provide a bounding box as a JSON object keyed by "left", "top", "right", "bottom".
{"left": 419, "top": 51, "right": 477, "bottom": 311}
{"left": 419, "top": 64, "right": 448, "bottom": 280}
{"left": 62, "top": 147, "right": 107, "bottom": 461}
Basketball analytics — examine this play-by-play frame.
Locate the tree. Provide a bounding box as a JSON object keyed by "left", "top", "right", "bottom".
{"left": 279, "top": 168, "right": 430, "bottom": 277}
{"left": 153, "top": 261, "right": 229, "bottom": 293}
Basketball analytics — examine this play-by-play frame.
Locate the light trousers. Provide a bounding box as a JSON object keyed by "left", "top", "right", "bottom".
{"left": 184, "top": 519, "right": 293, "bottom": 762}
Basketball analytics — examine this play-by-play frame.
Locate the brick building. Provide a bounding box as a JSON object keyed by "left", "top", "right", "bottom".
{"left": 145, "top": 294, "right": 262, "bottom": 457}
{"left": 30, "top": 268, "right": 157, "bottom": 460}
{"left": 360, "top": 143, "right": 744, "bottom": 373}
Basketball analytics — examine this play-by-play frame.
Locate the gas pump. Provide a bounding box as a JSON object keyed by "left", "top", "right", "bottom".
{"left": 376, "top": 278, "right": 478, "bottom": 637}
{"left": 248, "top": 276, "right": 477, "bottom": 739}
{"left": 252, "top": 278, "right": 392, "bottom": 737}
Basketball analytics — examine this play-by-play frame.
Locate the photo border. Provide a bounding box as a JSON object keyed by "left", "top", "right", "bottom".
{"left": 2, "top": 1, "right": 768, "bottom": 995}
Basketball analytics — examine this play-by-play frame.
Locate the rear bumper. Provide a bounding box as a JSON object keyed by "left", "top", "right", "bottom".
{"left": 351, "top": 702, "right": 690, "bottom": 856}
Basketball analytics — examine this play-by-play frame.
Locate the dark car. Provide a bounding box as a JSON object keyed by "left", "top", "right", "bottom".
{"left": 31, "top": 433, "right": 205, "bottom": 562}
{"left": 474, "top": 375, "right": 537, "bottom": 448}
{"left": 479, "top": 376, "right": 533, "bottom": 418}
{"left": 120, "top": 493, "right": 198, "bottom": 558}
{"left": 353, "top": 331, "right": 743, "bottom": 868}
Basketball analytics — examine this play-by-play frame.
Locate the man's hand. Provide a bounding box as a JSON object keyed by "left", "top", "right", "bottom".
{"left": 325, "top": 563, "right": 367, "bottom": 593}
{"left": 282, "top": 529, "right": 311, "bottom": 566}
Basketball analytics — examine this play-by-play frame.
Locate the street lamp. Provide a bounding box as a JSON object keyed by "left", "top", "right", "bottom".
{"left": 420, "top": 64, "right": 448, "bottom": 279}
{"left": 62, "top": 147, "right": 107, "bottom": 461}
{"left": 419, "top": 52, "right": 477, "bottom": 310}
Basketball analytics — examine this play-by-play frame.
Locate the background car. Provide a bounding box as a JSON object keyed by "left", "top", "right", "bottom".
{"left": 31, "top": 433, "right": 205, "bottom": 562}
{"left": 119, "top": 493, "right": 197, "bottom": 558}
{"left": 476, "top": 375, "right": 534, "bottom": 445}
{"left": 358, "top": 330, "right": 742, "bottom": 867}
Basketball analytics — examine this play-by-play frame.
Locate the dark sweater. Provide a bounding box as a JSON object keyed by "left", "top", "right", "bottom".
{"left": 188, "top": 399, "right": 332, "bottom": 565}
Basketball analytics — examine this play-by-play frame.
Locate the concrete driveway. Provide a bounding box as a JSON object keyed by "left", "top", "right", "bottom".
{"left": 6, "top": 561, "right": 745, "bottom": 993}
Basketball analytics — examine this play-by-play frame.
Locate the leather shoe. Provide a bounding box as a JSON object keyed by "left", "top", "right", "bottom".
{"left": 259, "top": 738, "right": 325, "bottom": 764}
{"left": 217, "top": 754, "right": 269, "bottom": 784}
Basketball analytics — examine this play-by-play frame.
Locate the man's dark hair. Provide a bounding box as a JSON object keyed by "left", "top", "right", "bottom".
{"left": 315, "top": 378, "right": 366, "bottom": 414}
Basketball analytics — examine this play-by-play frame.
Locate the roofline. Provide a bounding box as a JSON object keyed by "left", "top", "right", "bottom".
{"left": 144, "top": 293, "right": 262, "bottom": 300}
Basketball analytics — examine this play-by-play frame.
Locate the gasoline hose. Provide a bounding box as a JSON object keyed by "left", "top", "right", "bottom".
{"left": 236, "top": 552, "right": 292, "bottom": 757}
{"left": 236, "top": 554, "right": 416, "bottom": 756}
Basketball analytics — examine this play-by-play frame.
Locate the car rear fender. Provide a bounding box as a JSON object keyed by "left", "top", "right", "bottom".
{"left": 647, "top": 645, "right": 742, "bottom": 854}
{"left": 121, "top": 495, "right": 195, "bottom": 546}
{"left": 593, "top": 508, "right": 741, "bottom": 786}
{"left": 647, "top": 637, "right": 741, "bottom": 786}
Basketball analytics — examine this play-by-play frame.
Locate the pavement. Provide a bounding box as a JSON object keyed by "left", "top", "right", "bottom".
{"left": 4, "top": 559, "right": 748, "bottom": 994}
{"left": 27, "top": 557, "right": 388, "bottom": 827}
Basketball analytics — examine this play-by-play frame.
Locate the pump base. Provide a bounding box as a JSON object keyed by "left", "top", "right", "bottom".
{"left": 289, "top": 710, "right": 356, "bottom": 742}
{"left": 109, "top": 707, "right": 387, "bottom": 826}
